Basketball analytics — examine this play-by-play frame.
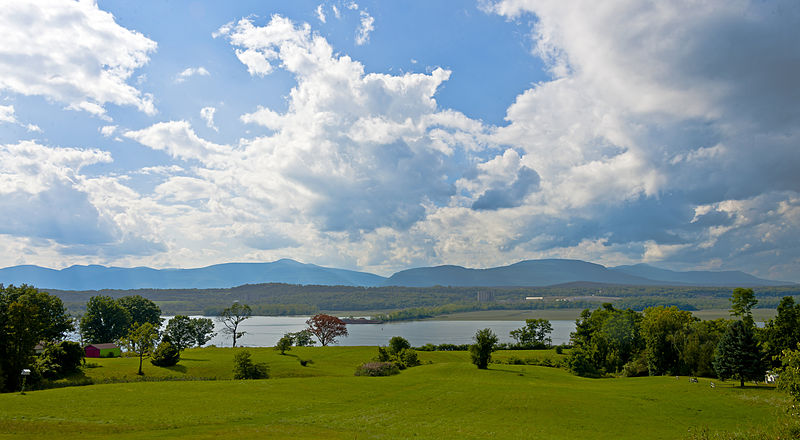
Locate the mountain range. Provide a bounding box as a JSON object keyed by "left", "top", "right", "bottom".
{"left": 0, "top": 258, "right": 791, "bottom": 291}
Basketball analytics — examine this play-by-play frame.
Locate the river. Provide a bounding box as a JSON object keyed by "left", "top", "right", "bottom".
{"left": 171, "top": 316, "right": 577, "bottom": 348}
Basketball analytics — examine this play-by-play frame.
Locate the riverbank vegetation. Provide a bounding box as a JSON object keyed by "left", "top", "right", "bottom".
{"left": 43, "top": 283, "right": 800, "bottom": 318}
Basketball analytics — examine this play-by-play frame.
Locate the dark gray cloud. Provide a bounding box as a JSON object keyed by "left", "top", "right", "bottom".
{"left": 472, "top": 166, "right": 540, "bottom": 210}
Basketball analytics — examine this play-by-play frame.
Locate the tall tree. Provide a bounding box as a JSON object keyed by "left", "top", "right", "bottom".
{"left": 116, "top": 295, "right": 162, "bottom": 327}
{"left": 762, "top": 296, "right": 800, "bottom": 367}
{"left": 80, "top": 295, "right": 131, "bottom": 344}
{"left": 218, "top": 303, "right": 252, "bottom": 347}
{"left": 0, "top": 285, "right": 73, "bottom": 392}
{"left": 470, "top": 328, "right": 498, "bottom": 369}
{"left": 189, "top": 317, "right": 216, "bottom": 347}
{"left": 729, "top": 287, "right": 757, "bottom": 325}
{"left": 509, "top": 318, "right": 553, "bottom": 348}
{"left": 306, "top": 314, "right": 348, "bottom": 346}
{"left": 640, "top": 306, "right": 695, "bottom": 376}
{"left": 713, "top": 320, "right": 765, "bottom": 387}
{"left": 122, "top": 322, "right": 159, "bottom": 375}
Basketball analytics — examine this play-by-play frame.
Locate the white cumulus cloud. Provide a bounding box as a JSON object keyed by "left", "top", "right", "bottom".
{"left": 0, "top": 0, "right": 157, "bottom": 118}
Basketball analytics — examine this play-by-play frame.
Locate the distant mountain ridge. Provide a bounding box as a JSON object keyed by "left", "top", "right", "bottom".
{"left": 0, "top": 258, "right": 790, "bottom": 290}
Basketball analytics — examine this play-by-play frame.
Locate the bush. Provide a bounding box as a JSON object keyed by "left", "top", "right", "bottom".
{"left": 555, "top": 346, "right": 563, "bottom": 354}
{"left": 233, "top": 351, "right": 269, "bottom": 379}
{"left": 36, "top": 341, "right": 84, "bottom": 379}
{"left": 354, "top": 362, "right": 400, "bottom": 377}
{"left": 470, "top": 328, "right": 499, "bottom": 369}
{"left": 389, "top": 336, "right": 411, "bottom": 355}
{"left": 151, "top": 338, "right": 180, "bottom": 367}
{"left": 275, "top": 335, "right": 293, "bottom": 355}
{"left": 399, "top": 348, "right": 421, "bottom": 368}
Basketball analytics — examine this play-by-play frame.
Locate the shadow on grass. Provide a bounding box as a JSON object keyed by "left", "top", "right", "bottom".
{"left": 164, "top": 364, "right": 188, "bottom": 374}
{"left": 179, "top": 358, "right": 210, "bottom": 362}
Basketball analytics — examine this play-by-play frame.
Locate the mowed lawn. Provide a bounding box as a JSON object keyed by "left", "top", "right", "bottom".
{"left": 0, "top": 347, "right": 789, "bottom": 440}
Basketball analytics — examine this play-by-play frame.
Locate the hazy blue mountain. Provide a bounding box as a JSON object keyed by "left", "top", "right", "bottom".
{"left": 0, "top": 259, "right": 387, "bottom": 290}
{"left": 610, "top": 263, "right": 789, "bottom": 287}
{"left": 0, "top": 258, "right": 789, "bottom": 290}
{"left": 383, "top": 259, "right": 660, "bottom": 287}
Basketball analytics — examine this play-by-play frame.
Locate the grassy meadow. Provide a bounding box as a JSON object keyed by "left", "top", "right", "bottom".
{"left": 0, "top": 346, "right": 795, "bottom": 439}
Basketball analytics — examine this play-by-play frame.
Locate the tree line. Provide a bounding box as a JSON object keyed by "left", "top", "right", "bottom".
{"left": 564, "top": 288, "right": 796, "bottom": 387}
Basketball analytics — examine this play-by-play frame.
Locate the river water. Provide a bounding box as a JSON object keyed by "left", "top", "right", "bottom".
{"left": 173, "top": 316, "right": 577, "bottom": 348}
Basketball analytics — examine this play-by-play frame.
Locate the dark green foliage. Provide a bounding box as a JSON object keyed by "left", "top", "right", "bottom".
{"left": 288, "top": 329, "right": 315, "bottom": 347}
{"left": 35, "top": 341, "right": 84, "bottom": 379}
{"left": 275, "top": 335, "right": 293, "bottom": 355}
{"left": 470, "top": 328, "right": 498, "bottom": 369}
{"left": 777, "top": 345, "right": 800, "bottom": 413}
{"left": 713, "top": 320, "right": 765, "bottom": 387}
{"left": 354, "top": 362, "right": 400, "bottom": 377}
{"left": 151, "top": 336, "right": 180, "bottom": 367}
{"left": 762, "top": 297, "right": 800, "bottom": 367}
{"left": 509, "top": 318, "right": 553, "bottom": 348}
{"left": 165, "top": 315, "right": 216, "bottom": 350}
{"left": 116, "top": 295, "right": 162, "bottom": 327}
{"left": 389, "top": 336, "right": 411, "bottom": 354}
{"left": 376, "top": 337, "right": 420, "bottom": 369}
{"left": 729, "top": 287, "right": 757, "bottom": 324}
{"left": 679, "top": 319, "right": 726, "bottom": 377}
{"left": 80, "top": 295, "right": 131, "bottom": 344}
{"left": 568, "top": 304, "right": 643, "bottom": 376}
{"left": 640, "top": 306, "right": 696, "bottom": 375}
{"left": 0, "top": 284, "right": 73, "bottom": 392}
{"left": 233, "top": 351, "right": 269, "bottom": 379}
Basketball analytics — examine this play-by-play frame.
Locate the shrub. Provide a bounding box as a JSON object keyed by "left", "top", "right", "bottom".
{"left": 400, "top": 348, "right": 421, "bottom": 368}
{"left": 36, "top": 341, "right": 84, "bottom": 379}
{"left": 389, "top": 336, "right": 411, "bottom": 355}
{"left": 470, "top": 328, "right": 498, "bottom": 369}
{"left": 555, "top": 346, "right": 563, "bottom": 355}
{"left": 275, "top": 335, "right": 293, "bottom": 355}
{"left": 354, "top": 362, "right": 400, "bottom": 377}
{"left": 151, "top": 338, "right": 180, "bottom": 367}
{"left": 233, "top": 351, "right": 269, "bottom": 379}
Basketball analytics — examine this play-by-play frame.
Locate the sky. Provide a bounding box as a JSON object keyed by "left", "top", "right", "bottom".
{"left": 0, "top": 0, "right": 798, "bottom": 282}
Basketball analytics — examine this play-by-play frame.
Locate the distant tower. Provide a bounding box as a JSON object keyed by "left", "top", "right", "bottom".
{"left": 476, "top": 291, "right": 494, "bottom": 302}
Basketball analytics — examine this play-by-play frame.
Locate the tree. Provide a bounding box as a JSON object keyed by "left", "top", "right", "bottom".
{"left": 233, "top": 350, "right": 269, "bottom": 379}
{"left": 568, "top": 304, "right": 643, "bottom": 376}
{"left": 509, "top": 319, "right": 553, "bottom": 348}
{"left": 288, "top": 329, "right": 315, "bottom": 347}
{"left": 713, "top": 320, "right": 765, "bottom": 387}
{"left": 275, "top": 335, "right": 292, "bottom": 355}
{"left": 470, "top": 328, "right": 498, "bottom": 369}
{"left": 640, "top": 306, "right": 695, "bottom": 376}
{"left": 776, "top": 344, "right": 800, "bottom": 413}
{"left": 35, "top": 341, "right": 84, "bottom": 379}
{"left": 80, "top": 295, "right": 131, "bottom": 344}
{"left": 165, "top": 316, "right": 216, "bottom": 350}
{"left": 151, "top": 335, "right": 180, "bottom": 367}
{"left": 189, "top": 317, "right": 216, "bottom": 347}
{"left": 729, "top": 287, "right": 757, "bottom": 325}
{"left": 116, "top": 295, "right": 162, "bottom": 327}
{"left": 0, "top": 285, "right": 73, "bottom": 392}
{"left": 217, "top": 303, "right": 252, "bottom": 347}
{"left": 762, "top": 296, "right": 800, "bottom": 367}
{"left": 306, "top": 314, "right": 348, "bottom": 346}
{"left": 122, "top": 322, "right": 159, "bottom": 375}
{"left": 389, "top": 336, "right": 411, "bottom": 354}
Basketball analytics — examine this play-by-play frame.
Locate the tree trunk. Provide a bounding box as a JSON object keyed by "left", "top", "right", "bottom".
{"left": 740, "top": 377, "right": 744, "bottom": 387}
{"left": 138, "top": 352, "right": 144, "bottom": 375}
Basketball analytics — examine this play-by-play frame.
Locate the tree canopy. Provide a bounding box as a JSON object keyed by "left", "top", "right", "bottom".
{"left": 80, "top": 295, "right": 131, "bottom": 344}
{"left": 218, "top": 302, "right": 252, "bottom": 347}
{"left": 306, "top": 314, "right": 348, "bottom": 346}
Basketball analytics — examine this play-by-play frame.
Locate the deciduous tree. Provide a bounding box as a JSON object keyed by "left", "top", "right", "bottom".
{"left": 470, "top": 328, "right": 498, "bottom": 369}
{"left": 80, "top": 295, "right": 131, "bottom": 344}
{"left": 0, "top": 285, "right": 73, "bottom": 392}
{"left": 510, "top": 318, "right": 553, "bottom": 348}
{"left": 122, "top": 322, "right": 159, "bottom": 375}
{"left": 117, "top": 295, "right": 162, "bottom": 327}
{"left": 306, "top": 314, "right": 348, "bottom": 346}
{"left": 218, "top": 303, "right": 251, "bottom": 347}
{"left": 165, "top": 315, "right": 216, "bottom": 350}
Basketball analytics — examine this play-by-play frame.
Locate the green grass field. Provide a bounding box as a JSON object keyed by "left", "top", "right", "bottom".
{"left": 0, "top": 347, "right": 793, "bottom": 439}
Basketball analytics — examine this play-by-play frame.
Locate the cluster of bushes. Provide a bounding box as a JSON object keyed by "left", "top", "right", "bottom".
{"left": 354, "top": 362, "right": 400, "bottom": 377}
{"left": 494, "top": 356, "right": 566, "bottom": 368}
{"left": 376, "top": 337, "right": 421, "bottom": 369}
{"left": 233, "top": 351, "right": 269, "bottom": 379}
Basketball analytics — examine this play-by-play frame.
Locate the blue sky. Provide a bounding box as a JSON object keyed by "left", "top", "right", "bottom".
{"left": 0, "top": 0, "right": 798, "bottom": 282}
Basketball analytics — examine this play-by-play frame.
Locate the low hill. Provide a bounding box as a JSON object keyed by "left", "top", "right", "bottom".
{"left": 0, "top": 259, "right": 387, "bottom": 290}
{"left": 610, "top": 263, "right": 788, "bottom": 287}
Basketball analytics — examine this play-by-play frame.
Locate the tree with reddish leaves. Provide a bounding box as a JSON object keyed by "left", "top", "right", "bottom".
{"left": 305, "top": 314, "right": 348, "bottom": 346}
